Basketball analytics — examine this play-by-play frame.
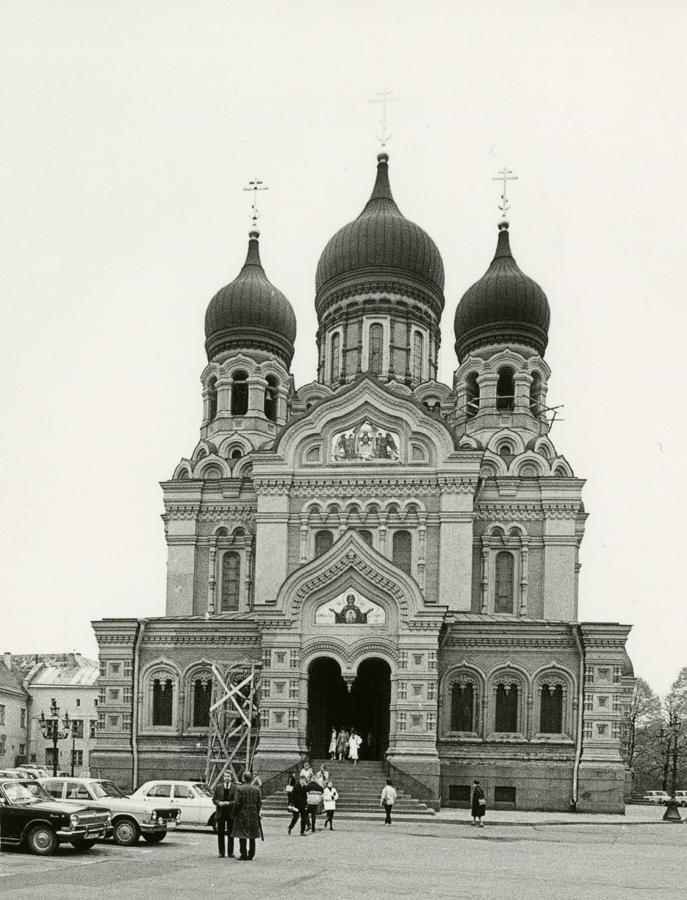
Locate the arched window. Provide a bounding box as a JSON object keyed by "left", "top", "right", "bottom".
{"left": 152, "top": 676, "right": 174, "bottom": 727}
{"left": 540, "top": 683, "right": 563, "bottom": 734}
{"left": 207, "top": 377, "right": 217, "bottom": 421}
{"left": 330, "top": 333, "right": 340, "bottom": 383}
{"left": 466, "top": 372, "right": 480, "bottom": 419}
{"left": 495, "top": 551, "right": 514, "bottom": 613}
{"left": 369, "top": 324, "right": 383, "bottom": 376}
{"left": 451, "top": 682, "right": 474, "bottom": 731}
{"left": 413, "top": 332, "right": 423, "bottom": 383}
{"left": 495, "top": 682, "right": 518, "bottom": 732}
{"left": 192, "top": 676, "right": 212, "bottom": 728}
{"left": 315, "top": 530, "right": 333, "bottom": 557}
{"left": 529, "top": 371, "right": 543, "bottom": 416}
{"left": 357, "top": 529, "right": 373, "bottom": 547}
{"left": 230, "top": 448, "right": 242, "bottom": 460}
{"left": 231, "top": 371, "right": 249, "bottom": 416}
{"left": 496, "top": 367, "right": 515, "bottom": 410}
{"left": 392, "top": 530, "right": 412, "bottom": 575}
{"left": 221, "top": 552, "right": 240, "bottom": 611}
{"left": 264, "top": 376, "right": 278, "bottom": 421}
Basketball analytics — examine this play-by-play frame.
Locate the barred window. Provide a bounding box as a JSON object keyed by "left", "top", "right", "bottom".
{"left": 495, "top": 683, "right": 518, "bottom": 732}
{"left": 369, "top": 323, "right": 383, "bottom": 375}
{"left": 451, "top": 682, "right": 474, "bottom": 732}
{"left": 495, "top": 552, "right": 514, "bottom": 614}
{"left": 152, "top": 678, "right": 174, "bottom": 727}
{"left": 539, "top": 684, "right": 563, "bottom": 734}
{"left": 221, "top": 552, "right": 241, "bottom": 611}
{"left": 193, "top": 677, "right": 212, "bottom": 728}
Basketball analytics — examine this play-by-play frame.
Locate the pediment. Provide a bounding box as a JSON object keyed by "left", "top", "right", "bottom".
{"left": 271, "top": 376, "right": 458, "bottom": 469}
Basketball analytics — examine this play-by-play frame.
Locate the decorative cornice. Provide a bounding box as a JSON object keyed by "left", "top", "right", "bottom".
{"left": 198, "top": 506, "right": 256, "bottom": 526}
{"left": 252, "top": 477, "right": 293, "bottom": 495}
{"left": 287, "top": 477, "right": 475, "bottom": 499}
{"left": 142, "top": 634, "right": 261, "bottom": 647}
{"left": 442, "top": 635, "right": 576, "bottom": 650}
{"left": 163, "top": 504, "right": 201, "bottom": 520}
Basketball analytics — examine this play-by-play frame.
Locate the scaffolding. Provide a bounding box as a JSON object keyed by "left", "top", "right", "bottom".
{"left": 204, "top": 661, "right": 261, "bottom": 789}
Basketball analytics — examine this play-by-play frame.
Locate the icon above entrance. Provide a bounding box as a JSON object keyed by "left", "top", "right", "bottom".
{"left": 314, "top": 590, "right": 386, "bottom": 625}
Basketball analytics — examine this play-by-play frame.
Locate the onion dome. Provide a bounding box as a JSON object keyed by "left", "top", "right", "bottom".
{"left": 454, "top": 223, "right": 550, "bottom": 361}
{"left": 205, "top": 229, "right": 297, "bottom": 366}
{"left": 315, "top": 153, "right": 445, "bottom": 319}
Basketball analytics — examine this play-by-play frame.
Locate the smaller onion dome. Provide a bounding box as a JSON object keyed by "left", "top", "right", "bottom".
{"left": 205, "top": 229, "right": 297, "bottom": 366}
{"left": 454, "top": 223, "right": 550, "bottom": 361}
{"left": 315, "top": 153, "right": 445, "bottom": 319}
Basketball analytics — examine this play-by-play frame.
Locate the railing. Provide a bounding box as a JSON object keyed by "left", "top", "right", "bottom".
{"left": 383, "top": 760, "right": 438, "bottom": 807}
{"left": 258, "top": 762, "right": 301, "bottom": 799}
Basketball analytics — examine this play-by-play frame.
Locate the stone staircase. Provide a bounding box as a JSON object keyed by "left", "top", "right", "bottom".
{"left": 261, "top": 760, "right": 436, "bottom": 819}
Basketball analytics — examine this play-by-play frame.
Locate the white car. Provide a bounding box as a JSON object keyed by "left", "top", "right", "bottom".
{"left": 130, "top": 780, "right": 217, "bottom": 829}
{"left": 40, "top": 776, "right": 180, "bottom": 845}
{"left": 643, "top": 791, "right": 671, "bottom": 805}
{"left": 674, "top": 790, "right": 687, "bottom": 807}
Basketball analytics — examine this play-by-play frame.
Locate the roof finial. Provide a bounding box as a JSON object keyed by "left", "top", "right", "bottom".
{"left": 492, "top": 167, "right": 518, "bottom": 229}
{"left": 243, "top": 177, "right": 268, "bottom": 237}
{"left": 369, "top": 87, "right": 400, "bottom": 149}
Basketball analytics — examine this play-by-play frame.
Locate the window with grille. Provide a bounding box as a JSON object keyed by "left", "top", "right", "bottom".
{"left": 331, "top": 332, "right": 340, "bottom": 382}
{"left": 494, "top": 786, "right": 516, "bottom": 804}
{"left": 221, "top": 552, "right": 240, "bottom": 611}
{"left": 448, "top": 785, "right": 471, "bottom": 804}
{"left": 451, "top": 682, "right": 474, "bottom": 731}
{"left": 495, "top": 683, "right": 518, "bottom": 732}
{"left": 539, "top": 684, "right": 563, "bottom": 733}
{"left": 369, "top": 323, "right": 383, "bottom": 375}
{"left": 193, "top": 678, "right": 212, "bottom": 727}
{"left": 392, "top": 530, "right": 412, "bottom": 575}
{"left": 495, "top": 552, "right": 514, "bottom": 614}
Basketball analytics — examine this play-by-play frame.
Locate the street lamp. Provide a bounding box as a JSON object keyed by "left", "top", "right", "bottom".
{"left": 38, "top": 698, "right": 71, "bottom": 777}
{"left": 661, "top": 712, "right": 683, "bottom": 823}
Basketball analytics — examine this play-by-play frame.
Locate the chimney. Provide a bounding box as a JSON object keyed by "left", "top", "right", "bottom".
{"left": 3, "top": 652, "right": 11, "bottom": 671}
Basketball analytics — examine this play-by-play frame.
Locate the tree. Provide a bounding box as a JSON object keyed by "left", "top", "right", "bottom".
{"left": 622, "top": 678, "right": 662, "bottom": 771}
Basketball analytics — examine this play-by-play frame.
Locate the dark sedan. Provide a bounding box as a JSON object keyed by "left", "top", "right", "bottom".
{"left": 0, "top": 780, "right": 112, "bottom": 855}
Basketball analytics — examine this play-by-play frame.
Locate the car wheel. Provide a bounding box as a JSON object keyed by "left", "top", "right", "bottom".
{"left": 71, "top": 838, "right": 97, "bottom": 850}
{"left": 113, "top": 818, "right": 140, "bottom": 846}
{"left": 27, "top": 824, "right": 58, "bottom": 856}
{"left": 143, "top": 833, "right": 166, "bottom": 844}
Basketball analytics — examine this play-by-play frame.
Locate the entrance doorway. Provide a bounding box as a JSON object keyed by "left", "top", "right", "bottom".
{"left": 307, "top": 657, "right": 391, "bottom": 760}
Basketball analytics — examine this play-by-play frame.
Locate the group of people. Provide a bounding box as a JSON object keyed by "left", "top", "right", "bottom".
{"left": 328, "top": 726, "right": 364, "bottom": 763}
{"left": 286, "top": 761, "right": 339, "bottom": 835}
{"left": 212, "top": 770, "right": 262, "bottom": 860}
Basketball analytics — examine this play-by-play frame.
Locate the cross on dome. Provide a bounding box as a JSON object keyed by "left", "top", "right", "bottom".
{"left": 243, "top": 178, "right": 268, "bottom": 231}
{"left": 492, "top": 167, "right": 518, "bottom": 226}
{"left": 369, "top": 87, "right": 400, "bottom": 148}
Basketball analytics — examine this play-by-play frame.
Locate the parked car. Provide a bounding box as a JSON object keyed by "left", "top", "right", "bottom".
{"left": 0, "top": 769, "right": 23, "bottom": 780}
{"left": 130, "top": 780, "right": 217, "bottom": 829}
{"left": 39, "top": 777, "right": 180, "bottom": 846}
{"left": 643, "top": 791, "right": 671, "bottom": 804}
{"left": 0, "top": 779, "right": 111, "bottom": 855}
{"left": 674, "top": 790, "right": 687, "bottom": 807}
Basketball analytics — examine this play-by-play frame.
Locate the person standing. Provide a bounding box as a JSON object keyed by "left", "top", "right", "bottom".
{"left": 471, "top": 780, "right": 486, "bottom": 827}
{"left": 322, "top": 780, "right": 339, "bottom": 830}
{"left": 305, "top": 776, "right": 324, "bottom": 832}
{"left": 316, "top": 763, "right": 330, "bottom": 787}
{"left": 337, "top": 728, "right": 349, "bottom": 760}
{"left": 212, "top": 770, "right": 236, "bottom": 858}
{"left": 300, "top": 759, "right": 314, "bottom": 782}
{"left": 380, "top": 779, "right": 397, "bottom": 826}
{"left": 288, "top": 775, "right": 309, "bottom": 835}
{"left": 348, "top": 728, "right": 362, "bottom": 764}
{"left": 328, "top": 727, "right": 338, "bottom": 759}
{"left": 232, "top": 771, "right": 262, "bottom": 860}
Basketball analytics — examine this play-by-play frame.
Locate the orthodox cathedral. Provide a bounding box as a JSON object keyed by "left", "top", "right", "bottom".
{"left": 92, "top": 150, "right": 633, "bottom": 812}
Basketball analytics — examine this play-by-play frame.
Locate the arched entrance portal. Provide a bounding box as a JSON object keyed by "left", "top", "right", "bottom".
{"left": 307, "top": 657, "right": 391, "bottom": 760}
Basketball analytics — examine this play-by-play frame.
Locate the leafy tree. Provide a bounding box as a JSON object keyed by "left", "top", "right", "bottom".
{"left": 622, "top": 677, "right": 662, "bottom": 770}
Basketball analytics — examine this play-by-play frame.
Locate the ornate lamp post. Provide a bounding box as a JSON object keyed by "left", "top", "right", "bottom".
{"left": 661, "top": 712, "right": 683, "bottom": 823}
{"left": 38, "top": 699, "right": 71, "bottom": 777}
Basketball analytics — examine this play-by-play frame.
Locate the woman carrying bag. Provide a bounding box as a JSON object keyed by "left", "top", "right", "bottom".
{"left": 322, "top": 780, "right": 339, "bottom": 830}
{"left": 471, "top": 780, "right": 486, "bottom": 827}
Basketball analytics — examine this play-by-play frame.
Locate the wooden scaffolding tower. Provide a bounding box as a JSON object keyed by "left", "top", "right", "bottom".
{"left": 205, "top": 661, "right": 261, "bottom": 789}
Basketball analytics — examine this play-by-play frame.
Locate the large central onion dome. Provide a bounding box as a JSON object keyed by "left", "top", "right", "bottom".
{"left": 315, "top": 153, "right": 445, "bottom": 318}
{"left": 454, "top": 223, "right": 550, "bottom": 361}
{"left": 205, "top": 229, "right": 297, "bottom": 366}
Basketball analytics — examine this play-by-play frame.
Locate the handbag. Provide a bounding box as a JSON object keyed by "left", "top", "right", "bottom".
{"left": 479, "top": 797, "right": 487, "bottom": 806}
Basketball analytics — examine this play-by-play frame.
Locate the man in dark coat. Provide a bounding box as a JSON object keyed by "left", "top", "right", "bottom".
{"left": 232, "top": 771, "right": 262, "bottom": 860}
{"left": 212, "top": 770, "right": 236, "bottom": 858}
{"left": 288, "top": 775, "right": 309, "bottom": 836}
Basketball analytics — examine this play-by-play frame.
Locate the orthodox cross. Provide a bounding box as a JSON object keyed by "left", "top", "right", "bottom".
{"left": 369, "top": 88, "right": 400, "bottom": 147}
{"left": 492, "top": 167, "right": 518, "bottom": 219}
{"left": 243, "top": 178, "right": 268, "bottom": 228}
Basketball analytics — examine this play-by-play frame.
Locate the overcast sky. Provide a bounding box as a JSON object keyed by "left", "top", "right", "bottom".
{"left": 1, "top": 1, "right": 685, "bottom": 696}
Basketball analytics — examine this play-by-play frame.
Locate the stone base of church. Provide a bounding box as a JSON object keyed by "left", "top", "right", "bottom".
{"left": 89, "top": 746, "right": 208, "bottom": 794}
{"left": 576, "top": 760, "right": 628, "bottom": 814}
{"left": 386, "top": 752, "right": 441, "bottom": 810}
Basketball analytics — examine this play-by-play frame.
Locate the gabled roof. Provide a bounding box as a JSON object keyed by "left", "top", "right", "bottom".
{"left": 0, "top": 661, "right": 29, "bottom": 699}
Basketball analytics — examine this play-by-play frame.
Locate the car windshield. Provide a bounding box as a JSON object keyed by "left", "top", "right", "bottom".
{"left": 193, "top": 783, "right": 213, "bottom": 797}
{"left": 2, "top": 781, "right": 53, "bottom": 803}
{"left": 91, "top": 781, "right": 127, "bottom": 799}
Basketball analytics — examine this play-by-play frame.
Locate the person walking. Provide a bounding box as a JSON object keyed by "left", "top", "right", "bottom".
{"left": 328, "top": 727, "right": 337, "bottom": 759}
{"left": 305, "top": 775, "right": 324, "bottom": 832}
{"left": 232, "top": 771, "right": 262, "bottom": 860}
{"left": 288, "top": 775, "right": 309, "bottom": 836}
{"left": 316, "top": 763, "right": 329, "bottom": 787}
{"left": 337, "top": 728, "right": 349, "bottom": 761}
{"left": 348, "top": 728, "right": 362, "bottom": 764}
{"left": 471, "top": 780, "right": 486, "bottom": 827}
{"left": 322, "top": 780, "right": 339, "bottom": 830}
{"left": 300, "top": 759, "right": 314, "bottom": 782}
{"left": 212, "top": 770, "right": 236, "bottom": 857}
{"left": 380, "top": 779, "right": 397, "bottom": 826}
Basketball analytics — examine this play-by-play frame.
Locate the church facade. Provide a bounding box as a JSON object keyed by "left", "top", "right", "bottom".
{"left": 92, "top": 152, "right": 633, "bottom": 812}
